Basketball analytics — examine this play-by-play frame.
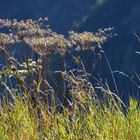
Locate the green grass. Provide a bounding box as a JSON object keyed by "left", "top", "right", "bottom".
{"left": 0, "top": 94, "right": 140, "bottom": 140}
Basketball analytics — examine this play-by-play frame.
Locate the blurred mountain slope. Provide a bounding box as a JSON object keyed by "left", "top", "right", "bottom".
{"left": 0, "top": 0, "right": 140, "bottom": 99}
{"left": 76, "top": 0, "right": 140, "bottom": 72}
{"left": 0, "top": 0, "right": 97, "bottom": 33}
{"left": 75, "top": 0, "right": 140, "bottom": 99}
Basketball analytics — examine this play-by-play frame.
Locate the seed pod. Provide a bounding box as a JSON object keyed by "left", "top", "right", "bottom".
{"left": 10, "top": 65, "right": 17, "bottom": 72}
{"left": 8, "top": 57, "right": 16, "bottom": 65}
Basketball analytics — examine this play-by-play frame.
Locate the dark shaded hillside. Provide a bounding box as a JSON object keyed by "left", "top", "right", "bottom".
{"left": 0, "top": 0, "right": 140, "bottom": 104}
{"left": 1, "top": 0, "right": 139, "bottom": 76}
{"left": 0, "top": 0, "right": 96, "bottom": 33}
{"left": 77, "top": 0, "right": 140, "bottom": 72}
{"left": 75, "top": 0, "right": 140, "bottom": 100}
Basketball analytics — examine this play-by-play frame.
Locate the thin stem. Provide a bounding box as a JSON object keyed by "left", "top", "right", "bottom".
{"left": 101, "top": 50, "right": 119, "bottom": 95}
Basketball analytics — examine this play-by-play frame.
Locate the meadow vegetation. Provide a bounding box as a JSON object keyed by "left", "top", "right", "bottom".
{"left": 0, "top": 18, "right": 140, "bottom": 140}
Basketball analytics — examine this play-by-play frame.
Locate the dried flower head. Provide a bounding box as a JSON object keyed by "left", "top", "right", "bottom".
{"left": 23, "top": 33, "right": 71, "bottom": 56}
{"left": 0, "top": 33, "right": 15, "bottom": 46}
{"left": 68, "top": 28, "right": 113, "bottom": 51}
{"left": 0, "top": 18, "right": 112, "bottom": 56}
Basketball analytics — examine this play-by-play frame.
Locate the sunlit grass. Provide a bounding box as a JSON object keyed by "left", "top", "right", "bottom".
{"left": 0, "top": 94, "right": 140, "bottom": 140}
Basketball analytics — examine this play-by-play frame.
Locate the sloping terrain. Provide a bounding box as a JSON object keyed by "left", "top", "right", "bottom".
{"left": 0, "top": 0, "right": 96, "bottom": 33}
{"left": 0, "top": 0, "right": 140, "bottom": 102}
{"left": 75, "top": 0, "right": 140, "bottom": 99}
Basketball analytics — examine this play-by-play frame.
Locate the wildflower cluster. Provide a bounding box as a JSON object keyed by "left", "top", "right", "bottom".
{"left": 23, "top": 33, "right": 71, "bottom": 56}
{"left": 0, "top": 18, "right": 112, "bottom": 56}
{"left": 0, "top": 33, "right": 15, "bottom": 46}
{"left": 68, "top": 31, "right": 107, "bottom": 51}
